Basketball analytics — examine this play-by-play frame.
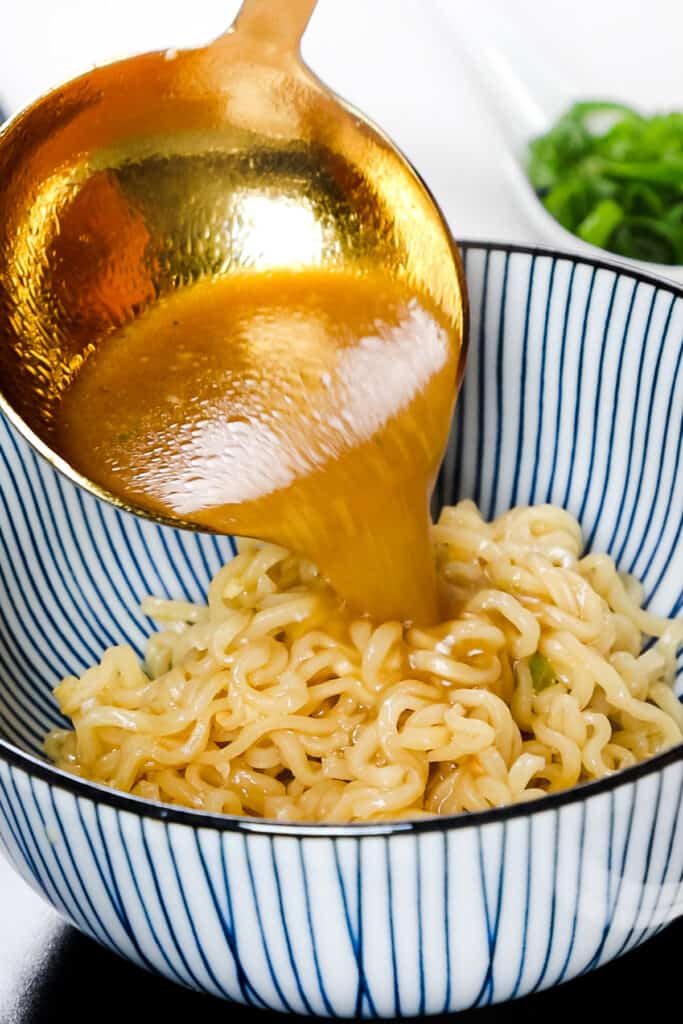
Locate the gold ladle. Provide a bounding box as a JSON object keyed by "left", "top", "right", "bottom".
{"left": 0, "top": 0, "right": 467, "bottom": 618}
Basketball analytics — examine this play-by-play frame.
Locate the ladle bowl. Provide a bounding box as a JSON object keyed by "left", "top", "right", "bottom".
{"left": 0, "top": 0, "right": 466, "bottom": 530}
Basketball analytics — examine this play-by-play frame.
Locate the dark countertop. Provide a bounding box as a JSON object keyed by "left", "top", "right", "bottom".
{"left": 2, "top": 849, "right": 681, "bottom": 1023}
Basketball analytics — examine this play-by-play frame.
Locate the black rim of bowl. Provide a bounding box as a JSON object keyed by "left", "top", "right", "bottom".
{"left": 0, "top": 238, "right": 681, "bottom": 838}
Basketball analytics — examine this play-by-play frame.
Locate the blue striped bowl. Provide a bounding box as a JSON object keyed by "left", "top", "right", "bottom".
{"left": 0, "top": 242, "right": 682, "bottom": 1016}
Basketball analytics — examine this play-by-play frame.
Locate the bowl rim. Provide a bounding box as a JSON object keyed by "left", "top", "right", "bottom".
{"left": 0, "top": 237, "right": 681, "bottom": 839}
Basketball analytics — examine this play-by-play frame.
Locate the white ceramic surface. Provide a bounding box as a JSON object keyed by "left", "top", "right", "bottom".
{"left": 432, "top": 0, "right": 683, "bottom": 285}
{"left": 0, "top": 243, "right": 681, "bottom": 1015}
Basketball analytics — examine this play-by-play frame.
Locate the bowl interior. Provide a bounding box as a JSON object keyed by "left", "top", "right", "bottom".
{"left": 0, "top": 243, "right": 681, "bottom": 760}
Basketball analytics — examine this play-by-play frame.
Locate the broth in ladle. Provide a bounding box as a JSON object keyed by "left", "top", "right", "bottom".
{"left": 53, "top": 269, "right": 463, "bottom": 623}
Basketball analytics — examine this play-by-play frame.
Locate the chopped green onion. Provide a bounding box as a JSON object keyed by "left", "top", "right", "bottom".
{"left": 527, "top": 102, "right": 683, "bottom": 265}
{"left": 611, "top": 217, "right": 683, "bottom": 264}
{"left": 665, "top": 201, "right": 683, "bottom": 226}
{"left": 600, "top": 158, "right": 683, "bottom": 186}
{"left": 577, "top": 199, "right": 624, "bottom": 247}
{"left": 622, "top": 183, "right": 664, "bottom": 217}
{"left": 528, "top": 652, "right": 557, "bottom": 692}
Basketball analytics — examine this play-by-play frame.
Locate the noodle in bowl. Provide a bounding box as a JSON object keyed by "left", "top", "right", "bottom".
{"left": 46, "top": 502, "right": 683, "bottom": 822}
{"left": 0, "top": 243, "right": 682, "bottom": 1015}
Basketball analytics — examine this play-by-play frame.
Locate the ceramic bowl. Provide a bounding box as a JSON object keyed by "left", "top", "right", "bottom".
{"left": 0, "top": 242, "right": 681, "bottom": 1016}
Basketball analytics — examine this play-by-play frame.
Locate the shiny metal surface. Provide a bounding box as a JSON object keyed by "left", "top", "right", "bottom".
{"left": 0, "top": 0, "right": 466, "bottom": 532}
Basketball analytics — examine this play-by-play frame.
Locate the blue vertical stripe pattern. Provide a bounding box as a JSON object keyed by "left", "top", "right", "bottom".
{"left": 0, "top": 243, "right": 681, "bottom": 1015}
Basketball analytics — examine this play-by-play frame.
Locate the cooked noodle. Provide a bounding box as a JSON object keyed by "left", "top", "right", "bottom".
{"left": 46, "top": 501, "right": 683, "bottom": 821}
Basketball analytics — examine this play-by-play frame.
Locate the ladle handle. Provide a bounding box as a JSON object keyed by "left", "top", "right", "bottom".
{"left": 231, "top": 0, "right": 318, "bottom": 53}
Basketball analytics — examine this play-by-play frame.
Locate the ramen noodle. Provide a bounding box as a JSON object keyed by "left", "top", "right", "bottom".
{"left": 46, "top": 501, "right": 683, "bottom": 821}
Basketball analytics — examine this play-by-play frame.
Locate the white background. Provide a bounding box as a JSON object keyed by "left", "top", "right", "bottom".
{"left": 0, "top": 0, "right": 680, "bottom": 244}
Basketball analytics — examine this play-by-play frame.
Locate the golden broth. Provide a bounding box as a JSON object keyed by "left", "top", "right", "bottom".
{"left": 53, "top": 269, "right": 463, "bottom": 622}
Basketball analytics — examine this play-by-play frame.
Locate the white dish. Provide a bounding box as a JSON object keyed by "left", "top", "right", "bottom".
{"left": 435, "top": 0, "right": 683, "bottom": 286}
